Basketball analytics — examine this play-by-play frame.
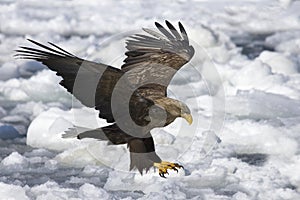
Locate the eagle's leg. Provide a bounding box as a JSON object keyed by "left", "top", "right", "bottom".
{"left": 153, "top": 161, "right": 183, "bottom": 178}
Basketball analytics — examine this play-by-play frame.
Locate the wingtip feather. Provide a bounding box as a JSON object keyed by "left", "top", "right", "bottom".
{"left": 178, "top": 22, "right": 189, "bottom": 42}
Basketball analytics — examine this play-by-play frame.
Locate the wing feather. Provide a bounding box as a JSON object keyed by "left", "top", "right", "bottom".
{"left": 155, "top": 22, "right": 175, "bottom": 40}
{"left": 141, "top": 28, "right": 167, "bottom": 40}
{"left": 122, "top": 21, "right": 194, "bottom": 97}
{"left": 15, "top": 39, "right": 123, "bottom": 122}
{"left": 122, "top": 21, "right": 194, "bottom": 71}
{"left": 47, "top": 41, "right": 76, "bottom": 57}
{"left": 165, "top": 20, "right": 182, "bottom": 39}
{"left": 178, "top": 22, "right": 189, "bottom": 42}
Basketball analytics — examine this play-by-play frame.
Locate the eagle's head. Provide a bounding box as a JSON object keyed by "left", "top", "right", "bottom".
{"left": 147, "top": 99, "right": 193, "bottom": 127}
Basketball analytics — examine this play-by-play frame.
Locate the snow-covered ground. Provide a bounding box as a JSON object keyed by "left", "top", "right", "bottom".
{"left": 1, "top": 0, "right": 300, "bottom": 199}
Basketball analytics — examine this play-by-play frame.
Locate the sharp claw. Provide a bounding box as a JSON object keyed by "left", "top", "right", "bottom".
{"left": 155, "top": 161, "right": 184, "bottom": 178}
{"left": 160, "top": 173, "right": 166, "bottom": 178}
{"left": 175, "top": 163, "right": 183, "bottom": 168}
{"left": 176, "top": 164, "right": 183, "bottom": 169}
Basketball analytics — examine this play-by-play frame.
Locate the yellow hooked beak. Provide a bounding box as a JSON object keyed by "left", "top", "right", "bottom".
{"left": 182, "top": 113, "right": 193, "bottom": 125}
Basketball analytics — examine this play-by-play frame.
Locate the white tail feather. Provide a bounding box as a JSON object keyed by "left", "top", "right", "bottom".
{"left": 61, "top": 126, "right": 91, "bottom": 139}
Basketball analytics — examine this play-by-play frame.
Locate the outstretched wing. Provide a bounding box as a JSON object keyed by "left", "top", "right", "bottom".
{"left": 122, "top": 20, "right": 194, "bottom": 96}
{"left": 15, "top": 39, "right": 123, "bottom": 122}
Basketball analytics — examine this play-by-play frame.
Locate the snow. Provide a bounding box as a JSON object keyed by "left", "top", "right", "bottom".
{"left": 259, "top": 51, "right": 298, "bottom": 75}
{"left": 1, "top": 151, "right": 27, "bottom": 166}
{"left": 0, "top": 182, "right": 29, "bottom": 200}
{"left": 226, "top": 90, "right": 300, "bottom": 119}
{"left": 0, "top": 62, "right": 20, "bottom": 81}
{"left": 1, "top": 0, "right": 300, "bottom": 199}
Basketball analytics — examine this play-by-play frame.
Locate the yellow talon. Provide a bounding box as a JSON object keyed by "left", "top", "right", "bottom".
{"left": 153, "top": 161, "right": 184, "bottom": 178}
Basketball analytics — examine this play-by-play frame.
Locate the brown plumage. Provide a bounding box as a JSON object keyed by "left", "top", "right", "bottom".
{"left": 15, "top": 20, "right": 195, "bottom": 176}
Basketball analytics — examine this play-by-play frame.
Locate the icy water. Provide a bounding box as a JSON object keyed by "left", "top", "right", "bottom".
{"left": 1, "top": 0, "right": 300, "bottom": 199}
